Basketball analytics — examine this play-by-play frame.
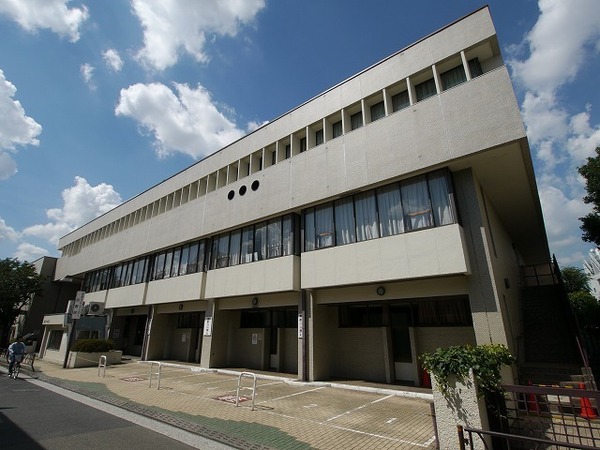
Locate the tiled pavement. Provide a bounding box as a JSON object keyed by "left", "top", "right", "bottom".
{"left": 3, "top": 358, "right": 436, "bottom": 450}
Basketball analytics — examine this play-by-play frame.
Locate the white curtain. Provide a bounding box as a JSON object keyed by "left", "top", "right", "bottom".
{"left": 315, "top": 204, "right": 334, "bottom": 248}
{"left": 401, "top": 176, "right": 433, "bottom": 230}
{"left": 304, "top": 209, "right": 316, "bottom": 251}
{"left": 335, "top": 198, "right": 356, "bottom": 245}
{"left": 282, "top": 215, "right": 293, "bottom": 256}
{"left": 241, "top": 227, "right": 254, "bottom": 263}
{"left": 355, "top": 191, "right": 379, "bottom": 241}
{"left": 255, "top": 222, "right": 267, "bottom": 260}
{"left": 377, "top": 184, "right": 404, "bottom": 237}
{"left": 428, "top": 170, "right": 455, "bottom": 226}
{"left": 268, "top": 219, "right": 282, "bottom": 258}
{"left": 229, "top": 230, "right": 241, "bottom": 266}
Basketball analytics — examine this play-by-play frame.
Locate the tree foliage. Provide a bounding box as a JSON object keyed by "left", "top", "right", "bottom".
{"left": 561, "top": 266, "right": 590, "bottom": 293}
{"left": 579, "top": 147, "right": 600, "bottom": 246}
{"left": 0, "top": 258, "right": 43, "bottom": 346}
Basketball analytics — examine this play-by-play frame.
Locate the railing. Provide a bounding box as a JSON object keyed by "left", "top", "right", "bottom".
{"left": 97, "top": 355, "right": 107, "bottom": 377}
{"left": 148, "top": 361, "right": 162, "bottom": 389}
{"left": 236, "top": 372, "right": 257, "bottom": 411}
{"left": 472, "top": 384, "right": 600, "bottom": 449}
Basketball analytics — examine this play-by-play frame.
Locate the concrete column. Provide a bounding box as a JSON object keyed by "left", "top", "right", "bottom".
{"left": 461, "top": 50, "right": 472, "bottom": 81}
{"left": 200, "top": 299, "right": 217, "bottom": 368}
{"left": 453, "top": 169, "right": 509, "bottom": 348}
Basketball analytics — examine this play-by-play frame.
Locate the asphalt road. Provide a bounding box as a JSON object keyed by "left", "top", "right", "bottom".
{"left": 0, "top": 373, "right": 233, "bottom": 450}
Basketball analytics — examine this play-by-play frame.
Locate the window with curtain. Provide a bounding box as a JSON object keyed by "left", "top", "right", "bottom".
{"left": 332, "top": 120, "right": 343, "bottom": 138}
{"left": 335, "top": 197, "right": 356, "bottom": 245}
{"left": 468, "top": 57, "right": 483, "bottom": 78}
{"left": 415, "top": 78, "right": 437, "bottom": 101}
{"left": 229, "top": 230, "right": 241, "bottom": 266}
{"left": 153, "top": 252, "right": 165, "bottom": 280}
{"left": 392, "top": 90, "right": 410, "bottom": 111}
{"left": 441, "top": 64, "right": 467, "bottom": 90}
{"left": 254, "top": 222, "right": 267, "bottom": 261}
{"left": 377, "top": 184, "right": 404, "bottom": 237}
{"left": 355, "top": 191, "right": 379, "bottom": 241}
{"left": 186, "top": 242, "right": 199, "bottom": 273}
{"left": 315, "top": 204, "right": 334, "bottom": 248}
{"left": 241, "top": 227, "right": 254, "bottom": 263}
{"left": 112, "top": 264, "right": 123, "bottom": 288}
{"left": 428, "top": 170, "right": 455, "bottom": 226}
{"left": 211, "top": 234, "right": 229, "bottom": 269}
{"left": 163, "top": 249, "right": 174, "bottom": 278}
{"left": 282, "top": 215, "right": 294, "bottom": 256}
{"left": 350, "top": 112, "right": 363, "bottom": 130}
{"left": 370, "top": 101, "right": 385, "bottom": 121}
{"left": 178, "top": 245, "right": 190, "bottom": 276}
{"left": 315, "top": 129, "right": 324, "bottom": 146}
{"left": 401, "top": 176, "right": 434, "bottom": 231}
{"left": 170, "top": 247, "right": 181, "bottom": 277}
{"left": 304, "top": 208, "right": 316, "bottom": 251}
{"left": 267, "top": 218, "right": 282, "bottom": 258}
{"left": 300, "top": 138, "right": 307, "bottom": 153}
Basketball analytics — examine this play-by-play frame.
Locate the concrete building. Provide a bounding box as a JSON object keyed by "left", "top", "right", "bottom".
{"left": 584, "top": 248, "right": 600, "bottom": 301}
{"left": 52, "top": 7, "right": 558, "bottom": 386}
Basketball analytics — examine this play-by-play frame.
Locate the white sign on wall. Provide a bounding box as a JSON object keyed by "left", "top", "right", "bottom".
{"left": 298, "top": 313, "right": 303, "bottom": 339}
{"left": 203, "top": 317, "right": 213, "bottom": 337}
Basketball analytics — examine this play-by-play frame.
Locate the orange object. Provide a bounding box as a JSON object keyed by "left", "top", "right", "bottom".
{"left": 579, "top": 383, "right": 598, "bottom": 420}
{"left": 526, "top": 380, "right": 539, "bottom": 413}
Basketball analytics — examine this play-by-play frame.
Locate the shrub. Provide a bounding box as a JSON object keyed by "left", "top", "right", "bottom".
{"left": 72, "top": 338, "right": 114, "bottom": 353}
{"left": 421, "top": 344, "right": 515, "bottom": 397}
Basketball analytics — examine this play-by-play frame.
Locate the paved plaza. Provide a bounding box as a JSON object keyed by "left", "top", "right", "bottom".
{"left": 3, "top": 358, "right": 436, "bottom": 449}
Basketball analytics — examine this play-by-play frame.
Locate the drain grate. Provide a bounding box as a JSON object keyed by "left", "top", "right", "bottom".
{"left": 216, "top": 394, "right": 249, "bottom": 404}
{"left": 120, "top": 376, "right": 146, "bottom": 382}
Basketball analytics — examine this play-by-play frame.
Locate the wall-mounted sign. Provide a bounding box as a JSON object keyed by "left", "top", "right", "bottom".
{"left": 203, "top": 317, "right": 213, "bottom": 337}
{"left": 298, "top": 313, "right": 303, "bottom": 339}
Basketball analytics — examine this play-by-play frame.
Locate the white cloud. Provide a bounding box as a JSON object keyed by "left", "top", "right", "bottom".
{"left": 0, "top": 0, "right": 88, "bottom": 42}
{"left": 508, "top": 0, "right": 600, "bottom": 265}
{"left": 0, "top": 69, "right": 42, "bottom": 179}
{"left": 131, "top": 0, "right": 265, "bottom": 70}
{"left": 115, "top": 82, "right": 246, "bottom": 159}
{"left": 22, "top": 176, "right": 122, "bottom": 245}
{"left": 103, "top": 49, "right": 124, "bottom": 72}
{"left": 0, "top": 217, "right": 19, "bottom": 241}
{"left": 14, "top": 242, "right": 47, "bottom": 263}
{"left": 80, "top": 63, "right": 95, "bottom": 90}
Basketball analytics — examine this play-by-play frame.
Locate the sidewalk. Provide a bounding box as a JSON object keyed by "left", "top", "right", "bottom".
{"left": 3, "top": 358, "right": 436, "bottom": 450}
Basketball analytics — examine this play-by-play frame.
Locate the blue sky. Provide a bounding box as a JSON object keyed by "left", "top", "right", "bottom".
{"left": 0, "top": 0, "right": 599, "bottom": 268}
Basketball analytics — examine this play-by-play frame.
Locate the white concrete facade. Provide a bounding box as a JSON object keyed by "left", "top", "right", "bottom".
{"left": 54, "top": 7, "right": 550, "bottom": 385}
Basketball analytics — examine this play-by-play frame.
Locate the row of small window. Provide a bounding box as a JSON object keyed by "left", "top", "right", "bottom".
{"left": 63, "top": 53, "right": 484, "bottom": 259}
{"left": 338, "top": 296, "right": 472, "bottom": 328}
{"left": 304, "top": 169, "right": 456, "bottom": 250}
{"left": 240, "top": 307, "right": 298, "bottom": 329}
{"left": 83, "top": 214, "right": 298, "bottom": 293}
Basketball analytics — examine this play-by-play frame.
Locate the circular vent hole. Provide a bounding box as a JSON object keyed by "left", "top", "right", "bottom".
{"left": 251, "top": 180, "right": 260, "bottom": 191}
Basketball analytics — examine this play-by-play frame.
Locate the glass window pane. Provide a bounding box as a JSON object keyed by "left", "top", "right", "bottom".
{"left": 229, "top": 230, "right": 241, "bottom": 266}
{"left": 282, "top": 215, "right": 293, "bottom": 256}
{"left": 112, "top": 265, "right": 122, "bottom": 288}
{"left": 170, "top": 247, "right": 181, "bottom": 277}
{"left": 241, "top": 227, "right": 254, "bottom": 264}
{"left": 332, "top": 120, "right": 343, "bottom": 138}
{"left": 350, "top": 112, "right": 363, "bottom": 130}
{"left": 315, "top": 129, "right": 324, "bottom": 145}
{"left": 153, "top": 252, "right": 165, "bottom": 280}
{"left": 401, "top": 175, "right": 434, "bottom": 231}
{"left": 370, "top": 101, "right": 385, "bottom": 121}
{"left": 315, "top": 204, "right": 334, "bottom": 248}
{"left": 179, "top": 245, "right": 190, "bottom": 276}
{"left": 197, "top": 241, "right": 206, "bottom": 272}
{"left": 355, "top": 191, "right": 379, "bottom": 242}
{"left": 304, "top": 208, "right": 316, "bottom": 252}
{"left": 216, "top": 234, "right": 229, "bottom": 268}
{"left": 267, "top": 218, "right": 282, "bottom": 258}
{"left": 428, "top": 170, "right": 455, "bottom": 226}
{"left": 377, "top": 184, "right": 404, "bottom": 237}
{"left": 468, "top": 58, "right": 483, "bottom": 78}
{"left": 334, "top": 197, "right": 356, "bottom": 245}
{"left": 187, "top": 242, "right": 199, "bottom": 273}
{"left": 392, "top": 90, "right": 409, "bottom": 111}
{"left": 415, "top": 78, "right": 437, "bottom": 101}
{"left": 163, "top": 250, "right": 173, "bottom": 278}
{"left": 441, "top": 65, "right": 467, "bottom": 90}
{"left": 254, "top": 222, "right": 267, "bottom": 261}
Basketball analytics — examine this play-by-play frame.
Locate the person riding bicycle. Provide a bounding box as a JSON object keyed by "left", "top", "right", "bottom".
{"left": 8, "top": 336, "right": 26, "bottom": 376}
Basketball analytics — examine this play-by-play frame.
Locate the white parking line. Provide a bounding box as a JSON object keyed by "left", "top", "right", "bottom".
{"left": 257, "top": 386, "right": 326, "bottom": 404}
{"left": 326, "top": 394, "right": 394, "bottom": 422}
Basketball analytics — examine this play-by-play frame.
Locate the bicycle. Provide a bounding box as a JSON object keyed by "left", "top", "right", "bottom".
{"left": 9, "top": 361, "right": 21, "bottom": 379}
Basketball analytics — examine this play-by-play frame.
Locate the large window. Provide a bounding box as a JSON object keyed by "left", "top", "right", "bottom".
{"left": 415, "top": 78, "right": 437, "bottom": 102}
{"left": 441, "top": 64, "right": 467, "bottom": 90}
{"left": 47, "top": 330, "right": 63, "bottom": 350}
{"left": 350, "top": 112, "right": 363, "bottom": 130}
{"left": 303, "top": 169, "right": 456, "bottom": 252}
{"left": 370, "top": 101, "right": 385, "bottom": 121}
{"left": 332, "top": 120, "right": 343, "bottom": 138}
{"left": 392, "top": 90, "right": 410, "bottom": 111}
{"left": 209, "top": 214, "right": 298, "bottom": 270}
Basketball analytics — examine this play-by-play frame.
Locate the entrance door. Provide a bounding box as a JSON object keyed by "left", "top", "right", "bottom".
{"left": 390, "top": 306, "right": 417, "bottom": 384}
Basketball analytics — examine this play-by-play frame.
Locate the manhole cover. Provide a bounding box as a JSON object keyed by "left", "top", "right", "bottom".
{"left": 216, "top": 394, "right": 249, "bottom": 404}
{"left": 121, "top": 376, "right": 146, "bottom": 382}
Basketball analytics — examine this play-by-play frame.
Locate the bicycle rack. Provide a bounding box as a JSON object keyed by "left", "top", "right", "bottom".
{"left": 236, "top": 372, "right": 257, "bottom": 411}
{"left": 149, "top": 361, "right": 162, "bottom": 389}
{"left": 97, "top": 355, "right": 107, "bottom": 377}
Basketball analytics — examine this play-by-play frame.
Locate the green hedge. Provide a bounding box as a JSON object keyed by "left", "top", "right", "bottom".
{"left": 72, "top": 339, "right": 114, "bottom": 353}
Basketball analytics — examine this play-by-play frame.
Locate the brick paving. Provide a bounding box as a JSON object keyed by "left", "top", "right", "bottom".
{"left": 5, "top": 359, "right": 436, "bottom": 450}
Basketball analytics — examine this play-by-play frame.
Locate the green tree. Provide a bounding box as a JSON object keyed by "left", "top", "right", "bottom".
{"left": 579, "top": 146, "right": 600, "bottom": 246}
{"left": 0, "top": 258, "right": 43, "bottom": 347}
{"left": 561, "top": 266, "right": 590, "bottom": 293}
